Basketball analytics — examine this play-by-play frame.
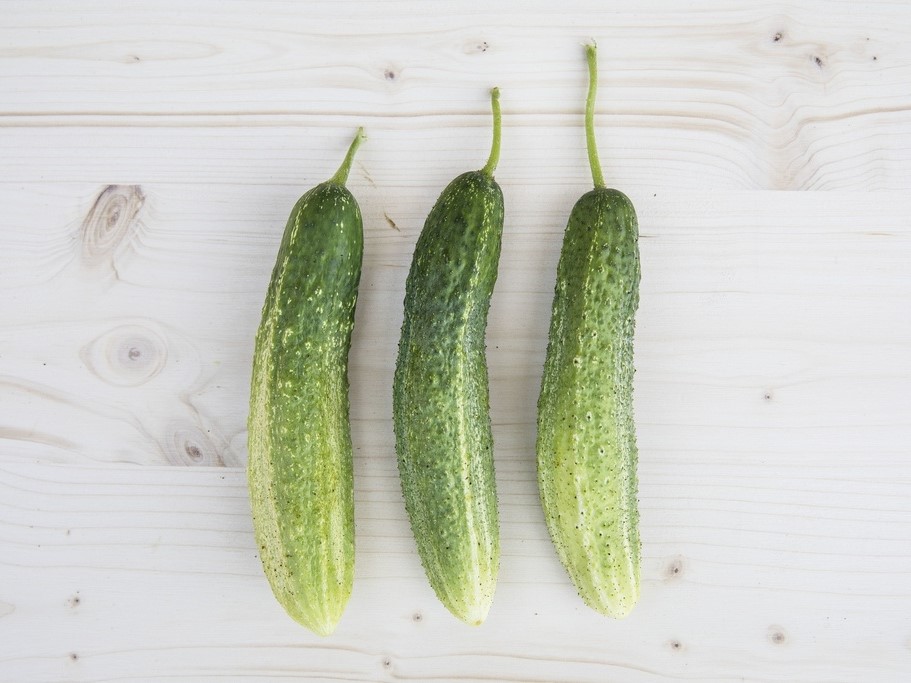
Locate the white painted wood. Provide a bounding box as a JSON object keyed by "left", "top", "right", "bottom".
{"left": 1, "top": 2, "right": 910, "bottom": 681}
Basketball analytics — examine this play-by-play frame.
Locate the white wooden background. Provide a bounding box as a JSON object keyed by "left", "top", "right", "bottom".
{"left": 1, "top": 1, "right": 910, "bottom": 681}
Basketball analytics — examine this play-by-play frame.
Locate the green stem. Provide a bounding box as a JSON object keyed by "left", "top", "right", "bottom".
{"left": 480, "top": 87, "right": 502, "bottom": 177}
{"left": 585, "top": 43, "right": 606, "bottom": 189}
{"left": 329, "top": 127, "right": 366, "bottom": 185}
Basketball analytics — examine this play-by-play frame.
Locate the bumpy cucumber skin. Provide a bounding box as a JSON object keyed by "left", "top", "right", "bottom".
{"left": 393, "top": 171, "right": 503, "bottom": 625}
{"left": 248, "top": 181, "right": 362, "bottom": 636}
{"left": 537, "top": 187, "right": 641, "bottom": 619}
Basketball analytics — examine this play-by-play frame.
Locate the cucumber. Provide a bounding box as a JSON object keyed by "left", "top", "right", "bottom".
{"left": 247, "top": 129, "right": 365, "bottom": 636}
{"left": 536, "top": 44, "right": 641, "bottom": 618}
{"left": 393, "top": 89, "right": 504, "bottom": 625}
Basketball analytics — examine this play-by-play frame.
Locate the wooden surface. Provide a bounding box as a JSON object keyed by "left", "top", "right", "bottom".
{"left": 2, "top": 1, "right": 910, "bottom": 681}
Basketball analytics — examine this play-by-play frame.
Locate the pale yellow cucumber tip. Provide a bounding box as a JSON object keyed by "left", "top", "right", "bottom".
{"left": 300, "top": 616, "right": 339, "bottom": 638}
{"left": 450, "top": 597, "right": 492, "bottom": 627}
{"left": 580, "top": 587, "right": 639, "bottom": 620}
{"left": 284, "top": 605, "right": 344, "bottom": 637}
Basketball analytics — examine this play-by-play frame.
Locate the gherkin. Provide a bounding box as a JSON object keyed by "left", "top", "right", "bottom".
{"left": 537, "top": 44, "right": 641, "bottom": 618}
{"left": 248, "top": 129, "right": 365, "bottom": 636}
{"left": 394, "top": 89, "right": 504, "bottom": 625}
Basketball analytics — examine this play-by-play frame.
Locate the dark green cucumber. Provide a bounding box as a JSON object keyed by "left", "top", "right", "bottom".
{"left": 248, "top": 129, "right": 365, "bottom": 636}
{"left": 393, "top": 89, "right": 504, "bottom": 625}
{"left": 536, "top": 44, "right": 641, "bottom": 618}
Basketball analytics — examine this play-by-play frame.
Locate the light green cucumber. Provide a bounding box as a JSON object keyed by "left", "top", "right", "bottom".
{"left": 248, "top": 129, "right": 365, "bottom": 636}
{"left": 536, "top": 44, "right": 641, "bottom": 618}
{"left": 393, "top": 89, "right": 504, "bottom": 625}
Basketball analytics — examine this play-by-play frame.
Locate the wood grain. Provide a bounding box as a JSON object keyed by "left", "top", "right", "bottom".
{"left": 1, "top": 1, "right": 910, "bottom": 681}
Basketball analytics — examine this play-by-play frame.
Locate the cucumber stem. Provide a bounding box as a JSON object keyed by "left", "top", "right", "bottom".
{"left": 329, "top": 127, "right": 367, "bottom": 185}
{"left": 480, "top": 87, "right": 502, "bottom": 177}
{"left": 585, "top": 43, "right": 606, "bottom": 189}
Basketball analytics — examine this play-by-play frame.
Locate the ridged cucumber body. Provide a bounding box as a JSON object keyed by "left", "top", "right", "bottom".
{"left": 393, "top": 89, "right": 504, "bottom": 625}
{"left": 536, "top": 45, "right": 641, "bottom": 618}
{"left": 248, "top": 130, "right": 365, "bottom": 636}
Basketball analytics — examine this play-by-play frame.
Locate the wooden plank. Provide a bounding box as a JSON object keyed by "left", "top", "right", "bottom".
{"left": 1, "top": 1, "right": 908, "bottom": 119}
{"left": 0, "top": 461, "right": 908, "bottom": 682}
{"left": 2, "top": 176, "right": 909, "bottom": 467}
{"left": 1, "top": 93, "right": 910, "bottom": 194}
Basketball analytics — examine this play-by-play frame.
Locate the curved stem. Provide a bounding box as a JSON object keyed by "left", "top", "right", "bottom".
{"left": 329, "top": 127, "right": 366, "bottom": 185}
{"left": 480, "top": 87, "right": 502, "bottom": 177}
{"left": 585, "top": 43, "right": 606, "bottom": 189}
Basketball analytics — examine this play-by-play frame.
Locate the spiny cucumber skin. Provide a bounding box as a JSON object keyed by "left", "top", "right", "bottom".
{"left": 248, "top": 182, "right": 362, "bottom": 636}
{"left": 393, "top": 171, "right": 503, "bottom": 626}
{"left": 537, "top": 187, "right": 641, "bottom": 619}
